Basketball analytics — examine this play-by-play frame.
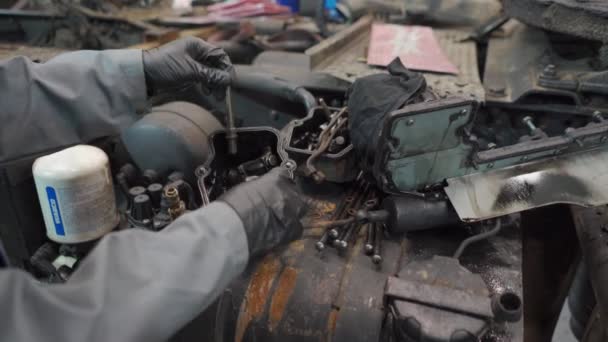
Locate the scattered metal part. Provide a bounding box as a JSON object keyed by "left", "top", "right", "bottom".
{"left": 364, "top": 223, "right": 375, "bottom": 256}
{"left": 304, "top": 107, "right": 348, "bottom": 183}
{"left": 593, "top": 111, "right": 605, "bottom": 123}
{"left": 453, "top": 219, "right": 502, "bottom": 259}
{"left": 372, "top": 223, "right": 383, "bottom": 265}
{"left": 318, "top": 97, "right": 333, "bottom": 119}
{"left": 522, "top": 116, "right": 537, "bottom": 133}
{"left": 332, "top": 184, "right": 371, "bottom": 248}
{"left": 315, "top": 230, "right": 329, "bottom": 251}
{"left": 312, "top": 180, "right": 379, "bottom": 257}
{"left": 163, "top": 186, "right": 185, "bottom": 220}
{"left": 491, "top": 291, "right": 523, "bottom": 323}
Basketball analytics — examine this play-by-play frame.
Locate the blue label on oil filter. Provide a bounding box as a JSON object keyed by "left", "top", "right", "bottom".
{"left": 46, "top": 186, "right": 65, "bottom": 236}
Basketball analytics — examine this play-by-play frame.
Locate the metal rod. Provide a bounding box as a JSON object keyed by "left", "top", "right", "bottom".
{"left": 336, "top": 223, "right": 352, "bottom": 251}
{"left": 319, "top": 98, "right": 333, "bottom": 119}
{"left": 364, "top": 224, "right": 375, "bottom": 256}
{"left": 453, "top": 219, "right": 502, "bottom": 259}
{"left": 315, "top": 231, "right": 329, "bottom": 252}
{"left": 338, "top": 223, "right": 356, "bottom": 251}
{"left": 372, "top": 223, "right": 383, "bottom": 265}
{"left": 226, "top": 86, "right": 238, "bottom": 155}
{"left": 305, "top": 107, "right": 348, "bottom": 183}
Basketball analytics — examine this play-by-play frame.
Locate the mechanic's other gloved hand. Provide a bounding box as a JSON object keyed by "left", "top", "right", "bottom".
{"left": 143, "top": 37, "right": 233, "bottom": 99}
{"left": 220, "top": 168, "right": 307, "bottom": 259}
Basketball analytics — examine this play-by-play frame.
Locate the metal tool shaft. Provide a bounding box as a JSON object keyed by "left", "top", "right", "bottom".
{"left": 226, "top": 86, "right": 238, "bottom": 155}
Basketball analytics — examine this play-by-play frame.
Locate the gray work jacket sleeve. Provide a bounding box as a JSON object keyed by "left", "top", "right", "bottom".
{"left": 0, "top": 202, "right": 250, "bottom": 342}
{"left": 0, "top": 50, "right": 148, "bottom": 163}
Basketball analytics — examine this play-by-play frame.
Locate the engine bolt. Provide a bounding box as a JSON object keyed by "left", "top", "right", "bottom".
{"left": 522, "top": 116, "right": 537, "bottom": 133}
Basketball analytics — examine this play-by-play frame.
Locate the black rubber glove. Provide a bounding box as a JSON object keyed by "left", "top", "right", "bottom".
{"left": 220, "top": 168, "right": 307, "bottom": 259}
{"left": 142, "top": 37, "right": 233, "bottom": 99}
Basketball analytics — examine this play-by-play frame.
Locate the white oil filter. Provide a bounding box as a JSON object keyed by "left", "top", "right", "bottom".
{"left": 33, "top": 145, "right": 119, "bottom": 243}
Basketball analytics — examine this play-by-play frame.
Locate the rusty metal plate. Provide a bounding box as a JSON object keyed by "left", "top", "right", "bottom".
{"left": 445, "top": 148, "right": 608, "bottom": 221}
{"left": 367, "top": 24, "right": 459, "bottom": 74}
{"left": 306, "top": 17, "right": 485, "bottom": 101}
{"left": 178, "top": 181, "right": 524, "bottom": 342}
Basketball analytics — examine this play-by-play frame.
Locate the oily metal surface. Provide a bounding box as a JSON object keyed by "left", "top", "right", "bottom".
{"left": 190, "top": 181, "right": 523, "bottom": 342}
{"left": 403, "top": 220, "right": 523, "bottom": 342}
{"left": 445, "top": 148, "right": 608, "bottom": 221}
{"left": 306, "top": 17, "right": 485, "bottom": 101}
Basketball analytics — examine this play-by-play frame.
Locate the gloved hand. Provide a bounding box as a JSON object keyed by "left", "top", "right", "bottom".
{"left": 220, "top": 168, "right": 307, "bottom": 259}
{"left": 143, "top": 37, "right": 233, "bottom": 99}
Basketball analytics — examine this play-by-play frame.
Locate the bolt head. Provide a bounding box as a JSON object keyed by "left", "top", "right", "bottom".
{"left": 315, "top": 242, "right": 325, "bottom": 251}
{"left": 541, "top": 65, "right": 558, "bottom": 79}
{"left": 406, "top": 119, "right": 415, "bottom": 126}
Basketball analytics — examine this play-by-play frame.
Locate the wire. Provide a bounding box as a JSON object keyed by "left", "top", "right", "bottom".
{"left": 453, "top": 219, "right": 502, "bottom": 259}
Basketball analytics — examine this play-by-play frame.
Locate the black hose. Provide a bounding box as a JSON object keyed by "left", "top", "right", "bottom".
{"left": 453, "top": 219, "right": 502, "bottom": 259}
{"left": 232, "top": 70, "right": 317, "bottom": 114}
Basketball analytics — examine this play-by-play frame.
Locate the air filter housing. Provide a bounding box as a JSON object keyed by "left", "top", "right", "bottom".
{"left": 33, "top": 145, "right": 119, "bottom": 243}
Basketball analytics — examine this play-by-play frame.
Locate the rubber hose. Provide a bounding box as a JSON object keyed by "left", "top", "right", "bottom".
{"left": 232, "top": 70, "right": 317, "bottom": 114}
